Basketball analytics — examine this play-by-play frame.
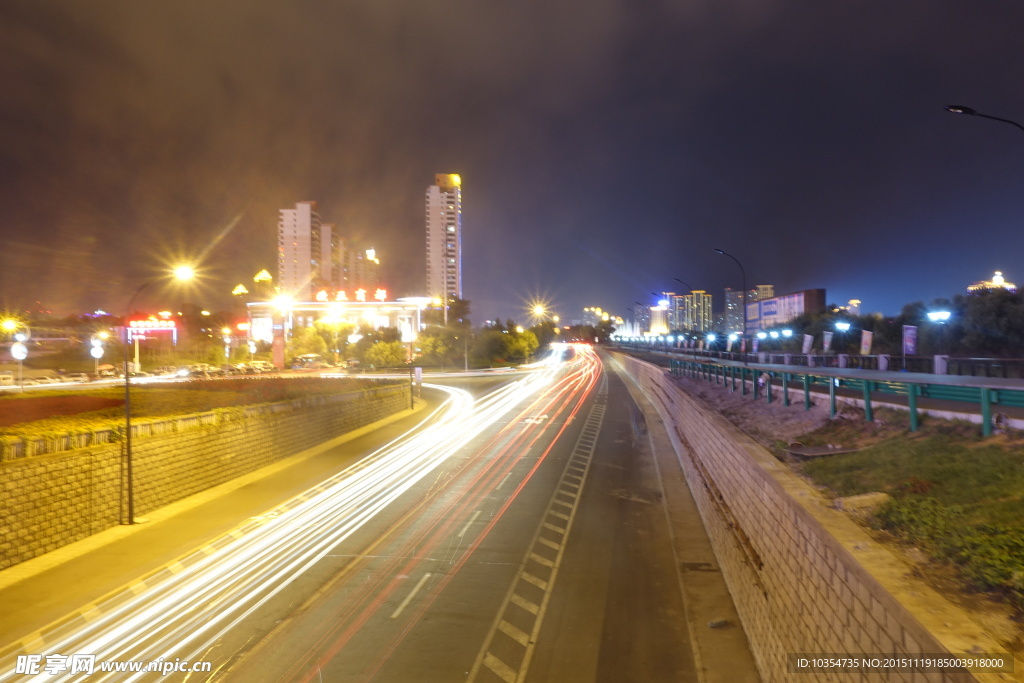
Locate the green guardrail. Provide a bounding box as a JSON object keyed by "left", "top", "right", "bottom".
{"left": 667, "top": 358, "right": 1023, "bottom": 437}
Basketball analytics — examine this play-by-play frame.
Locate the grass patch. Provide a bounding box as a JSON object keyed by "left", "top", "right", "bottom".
{"left": 798, "top": 415, "right": 1024, "bottom": 609}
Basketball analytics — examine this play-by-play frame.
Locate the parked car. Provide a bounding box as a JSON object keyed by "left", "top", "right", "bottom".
{"left": 65, "top": 373, "right": 91, "bottom": 382}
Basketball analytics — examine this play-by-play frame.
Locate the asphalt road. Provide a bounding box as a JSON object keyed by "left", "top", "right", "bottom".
{"left": 0, "top": 347, "right": 759, "bottom": 682}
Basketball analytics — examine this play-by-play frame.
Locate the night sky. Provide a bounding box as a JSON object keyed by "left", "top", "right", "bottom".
{"left": 2, "top": 1, "right": 1023, "bottom": 324}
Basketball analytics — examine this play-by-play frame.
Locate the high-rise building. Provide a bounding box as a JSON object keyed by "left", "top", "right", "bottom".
{"left": 278, "top": 201, "right": 331, "bottom": 301}
{"left": 723, "top": 285, "right": 774, "bottom": 333}
{"left": 684, "top": 290, "right": 713, "bottom": 331}
{"left": 349, "top": 248, "right": 381, "bottom": 294}
{"left": 426, "top": 174, "right": 463, "bottom": 302}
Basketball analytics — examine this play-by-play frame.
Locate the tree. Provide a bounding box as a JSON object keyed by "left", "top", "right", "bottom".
{"left": 422, "top": 297, "right": 472, "bottom": 327}
{"left": 472, "top": 330, "right": 513, "bottom": 365}
{"left": 416, "top": 325, "right": 460, "bottom": 367}
{"left": 365, "top": 341, "right": 408, "bottom": 368}
{"left": 958, "top": 290, "right": 1024, "bottom": 357}
{"left": 289, "top": 325, "right": 329, "bottom": 357}
{"left": 530, "top": 320, "right": 558, "bottom": 348}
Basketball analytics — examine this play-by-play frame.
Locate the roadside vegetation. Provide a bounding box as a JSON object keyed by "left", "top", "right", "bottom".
{"left": 796, "top": 411, "right": 1024, "bottom": 610}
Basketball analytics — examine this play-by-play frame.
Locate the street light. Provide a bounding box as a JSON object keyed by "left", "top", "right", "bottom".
{"left": 91, "top": 332, "right": 108, "bottom": 375}
{"left": 946, "top": 105, "right": 1024, "bottom": 134}
{"left": 715, "top": 248, "right": 747, "bottom": 361}
{"left": 122, "top": 266, "right": 194, "bottom": 525}
{"left": 833, "top": 321, "right": 851, "bottom": 355}
{"left": 927, "top": 311, "right": 952, "bottom": 356}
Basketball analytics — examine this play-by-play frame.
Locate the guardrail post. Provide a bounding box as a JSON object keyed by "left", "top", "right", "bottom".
{"left": 863, "top": 381, "right": 873, "bottom": 422}
{"left": 981, "top": 388, "right": 992, "bottom": 437}
{"left": 766, "top": 373, "right": 772, "bottom": 403}
{"left": 753, "top": 371, "right": 760, "bottom": 399}
{"left": 741, "top": 367, "right": 748, "bottom": 396}
{"left": 907, "top": 383, "right": 919, "bottom": 432}
{"left": 803, "top": 374, "right": 811, "bottom": 410}
{"left": 934, "top": 355, "right": 949, "bottom": 375}
{"left": 782, "top": 372, "right": 790, "bottom": 406}
{"left": 829, "top": 377, "right": 836, "bottom": 418}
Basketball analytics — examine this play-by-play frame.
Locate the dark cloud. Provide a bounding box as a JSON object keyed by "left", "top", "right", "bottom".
{"left": 1, "top": 1, "right": 1023, "bottom": 322}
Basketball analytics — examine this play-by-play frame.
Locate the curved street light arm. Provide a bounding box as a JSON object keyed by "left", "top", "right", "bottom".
{"left": 946, "top": 105, "right": 1024, "bottom": 135}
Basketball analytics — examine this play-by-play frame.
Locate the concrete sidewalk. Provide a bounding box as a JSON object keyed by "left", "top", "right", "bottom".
{"left": 0, "top": 397, "right": 433, "bottom": 653}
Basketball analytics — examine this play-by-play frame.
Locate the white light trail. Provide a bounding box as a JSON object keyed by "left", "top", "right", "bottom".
{"left": 2, "top": 352, "right": 586, "bottom": 683}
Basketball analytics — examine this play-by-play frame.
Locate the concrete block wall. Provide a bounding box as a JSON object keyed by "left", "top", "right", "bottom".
{"left": 612, "top": 353, "right": 1012, "bottom": 683}
{"left": 0, "top": 385, "right": 408, "bottom": 570}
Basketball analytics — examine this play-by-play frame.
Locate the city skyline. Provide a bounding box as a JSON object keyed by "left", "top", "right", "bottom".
{"left": 1, "top": 3, "right": 1023, "bottom": 323}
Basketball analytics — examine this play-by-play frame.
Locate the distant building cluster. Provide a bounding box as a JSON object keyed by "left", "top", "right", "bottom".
{"left": 277, "top": 201, "right": 381, "bottom": 302}
{"left": 615, "top": 284, "right": 828, "bottom": 337}
{"left": 272, "top": 173, "right": 464, "bottom": 306}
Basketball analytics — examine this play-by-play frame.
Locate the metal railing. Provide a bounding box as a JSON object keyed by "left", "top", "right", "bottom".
{"left": 659, "top": 355, "right": 1024, "bottom": 437}
{"left": 612, "top": 341, "right": 1024, "bottom": 379}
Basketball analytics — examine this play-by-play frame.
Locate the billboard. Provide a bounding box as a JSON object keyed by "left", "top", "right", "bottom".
{"left": 746, "top": 289, "right": 826, "bottom": 335}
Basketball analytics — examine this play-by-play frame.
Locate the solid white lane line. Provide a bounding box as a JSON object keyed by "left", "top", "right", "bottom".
{"left": 390, "top": 572, "right": 432, "bottom": 619}
{"left": 457, "top": 510, "right": 482, "bottom": 538}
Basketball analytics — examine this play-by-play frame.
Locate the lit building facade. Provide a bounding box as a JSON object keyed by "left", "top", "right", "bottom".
{"left": 968, "top": 271, "right": 1017, "bottom": 294}
{"left": 650, "top": 304, "right": 670, "bottom": 335}
{"left": 684, "top": 291, "right": 713, "bottom": 331}
{"left": 426, "top": 174, "right": 463, "bottom": 302}
{"left": 278, "top": 201, "right": 330, "bottom": 301}
{"left": 724, "top": 286, "right": 774, "bottom": 333}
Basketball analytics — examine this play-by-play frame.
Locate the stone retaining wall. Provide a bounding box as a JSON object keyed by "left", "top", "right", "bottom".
{"left": 612, "top": 353, "right": 1013, "bottom": 683}
{"left": 0, "top": 385, "right": 408, "bottom": 570}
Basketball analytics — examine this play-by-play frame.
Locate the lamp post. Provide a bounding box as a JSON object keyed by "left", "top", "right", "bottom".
{"left": 946, "top": 105, "right": 1024, "bottom": 134}
{"left": 927, "top": 310, "right": 952, "bottom": 356}
{"left": 835, "top": 321, "right": 851, "bottom": 354}
{"left": 3, "top": 320, "right": 29, "bottom": 391}
{"left": 122, "top": 266, "right": 194, "bottom": 525}
{"left": 11, "top": 334, "right": 28, "bottom": 392}
{"left": 715, "top": 248, "right": 747, "bottom": 362}
{"left": 91, "top": 332, "right": 108, "bottom": 375}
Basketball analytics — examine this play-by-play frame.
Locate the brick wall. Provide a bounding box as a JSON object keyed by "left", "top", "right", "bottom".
{"left": 0, "top": 385, "right": 408, "bottom": 570}
{"left": 613, "top": 353, "right": 1012, "bottom": 683}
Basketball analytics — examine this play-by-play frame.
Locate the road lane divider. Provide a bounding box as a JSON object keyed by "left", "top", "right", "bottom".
{"left": 468, "top": 375, "right": 608, "bottom": 683}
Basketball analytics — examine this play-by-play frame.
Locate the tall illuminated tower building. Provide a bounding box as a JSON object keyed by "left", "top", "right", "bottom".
{"left": 425, "top": 174, "right": 463, "bottom": 302}
{"left": 277, "top": 201, "right": 331, "bottom": 301}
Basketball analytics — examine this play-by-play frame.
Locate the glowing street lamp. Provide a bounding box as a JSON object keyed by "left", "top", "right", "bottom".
{"left": 91, "top": 332, "right": 108, "bottom": 375}
{"left": 122, "top": 265, "right": 194, "bottom": 525}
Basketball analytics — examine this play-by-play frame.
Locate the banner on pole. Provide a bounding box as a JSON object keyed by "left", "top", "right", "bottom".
{"left": 860, "top": 330, "right": 873, "bottom": 355}
{"left": 822, "top": 331, "right": 834, "bottom": 354}
{"left": 902, "top": 325, "right": 917, "bottom": 355}
{"left": 802, "top": 334, "right": 813, "bottom": 354}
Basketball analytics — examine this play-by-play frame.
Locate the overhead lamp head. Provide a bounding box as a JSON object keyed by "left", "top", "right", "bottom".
{"left": 945, "top": 105, "right": 977, "bottom": 116}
